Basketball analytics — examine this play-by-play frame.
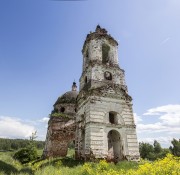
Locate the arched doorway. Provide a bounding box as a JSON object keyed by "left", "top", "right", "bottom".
{"left": 107, "top": 130, "right": 122, "bottom": 161}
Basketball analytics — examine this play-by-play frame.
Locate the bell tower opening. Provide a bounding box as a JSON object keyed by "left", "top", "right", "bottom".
{"left": 102, "top": 43, "right": 110, "bottom": 64}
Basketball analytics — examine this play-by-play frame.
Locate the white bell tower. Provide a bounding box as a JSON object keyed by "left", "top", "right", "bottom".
{"left": 75, "top": 25, "right": 140, "bottom": 161}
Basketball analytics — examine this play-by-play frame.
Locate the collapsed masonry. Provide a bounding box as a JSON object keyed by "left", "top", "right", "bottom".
{"left": 43, "top": 25, "right": 140, "bottom": 161}
{"left": 43, "top": 82, "right": 77, "bottom": 158}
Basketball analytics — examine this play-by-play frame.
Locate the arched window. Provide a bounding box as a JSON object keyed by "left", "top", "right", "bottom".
{"left": 109, "top": 112, "right": 118, "bottom": 124}
{"left": 104, "top": 71, "right": 112, "bottom": 80}
{"left": 102, "top": 43, "right": 110, "bottom": 64}
{"left": 60, "top": 107, "right": 65, "bottom": 113}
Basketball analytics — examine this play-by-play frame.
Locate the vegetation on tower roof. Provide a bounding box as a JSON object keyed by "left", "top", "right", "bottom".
{"left": 54, "top": 91, "right": 78, "bottom": 106}
{"left": 50, "top": 112, "right": 71, "bottom": 119}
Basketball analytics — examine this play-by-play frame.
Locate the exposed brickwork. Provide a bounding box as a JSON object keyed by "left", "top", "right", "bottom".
{"left": 43, "top": 116, "right": 75, "bottom": 158}
{"left": 43, "top": 83, "right": 78, "bottom": 158}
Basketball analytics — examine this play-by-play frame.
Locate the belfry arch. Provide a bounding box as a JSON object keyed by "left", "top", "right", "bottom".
{"left": 107, "top": 130, "right": 123, "bottom": 161}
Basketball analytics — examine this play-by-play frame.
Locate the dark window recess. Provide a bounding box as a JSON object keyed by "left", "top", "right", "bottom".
{"left": 104, "top": 71, "right": 112, "bottom": 80}
{"left": 75, "top": 108, "right": 77, "bottom": 112}
{"left": 60, "top": 107, "right": 65, "bottom": 113}
{"left": 85, "top": 76, "right": 88, "bottom": 84}
{"left": 109, "top": 112, "right": 118, "bottom": 124}
{"left": 102, "top": 44, "right": 110, "bottom": 64}
{"left": 109, "top": 112, "right": 115, "bottom": 124}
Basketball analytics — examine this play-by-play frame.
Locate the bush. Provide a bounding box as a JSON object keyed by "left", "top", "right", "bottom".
{"left": 13, "top": 146, "right": 38, "bottom": 164}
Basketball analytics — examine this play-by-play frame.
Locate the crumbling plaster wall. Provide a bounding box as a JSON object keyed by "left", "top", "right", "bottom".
{"left": 80, "top": 65, "right": 126, "bottom": 90}
{"left": 75, "top": 95, "right": 139, "bottom": 161}
{"left": 80, "top": 38, "right": 122, "bottom": 90}
{"left": 87, "top": 39, "right": 118, "bottom": 64}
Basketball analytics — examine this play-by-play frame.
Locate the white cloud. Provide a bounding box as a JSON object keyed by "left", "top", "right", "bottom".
{"left": 142, "top": 104, "right": 180, "bottom": 129}
{"left": 136, "top": 104, "right": 180, "bottom": 146}
{"left": 138, "top": 136, "right": 176, "bottom": 145}
{"left": 137, "top": 122, "right": 166, "bottom": 132}
{"left": 0, "top": 116, "right": 36, "bottom": 139}
{"left": 137, "top": 123, "right": 180, "bottom": 134}
{"left": 143, "top": 104, "right": 180, "bottom": 116}
{"left": 39, "top": 117, "right": 49, "bottom": 123}
{"left": 133, "top": 113, "right": 142, "bottom": 124}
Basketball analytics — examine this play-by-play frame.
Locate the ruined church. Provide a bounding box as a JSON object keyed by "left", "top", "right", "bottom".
{"left": 43, "top": 25, "right": 140, "bottom": 161}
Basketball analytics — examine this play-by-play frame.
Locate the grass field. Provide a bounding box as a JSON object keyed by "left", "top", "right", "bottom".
{"left": 0, "top": 150, "right": 179, "bottom": 175}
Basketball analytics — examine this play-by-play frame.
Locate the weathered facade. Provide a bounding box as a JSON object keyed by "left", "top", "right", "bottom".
{"left": 43, "top": 83, "right": 78, "bottom": 158}
{"left": 43, "top": 25, "right": 140, "bottom": 161}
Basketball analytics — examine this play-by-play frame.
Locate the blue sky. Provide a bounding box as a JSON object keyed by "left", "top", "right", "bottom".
{"left": 0, "top": 0, "right": 179, "bottom": 147}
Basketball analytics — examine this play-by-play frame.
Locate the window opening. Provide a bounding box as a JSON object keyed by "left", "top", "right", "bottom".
{"left": 85, "top": 76, "right": 87, "bottom": 84}
{"left": 60, "top": 107, "right": 65, "bottom": 113}
{"left": 104, "top": 71, "right": 112, "bottom": 80}
{"left": 86, "top": 49, "right": 89, "bottom": 58}
{"left": 109, "top": 112, "right": 118, "bottom": 124}
{"left": 102, "top": 44, "right": 110, "bottom": 64}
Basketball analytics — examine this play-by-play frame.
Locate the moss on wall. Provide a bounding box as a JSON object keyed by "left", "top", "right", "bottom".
{"left": 51, "top": 112, "right": 71, "bottom": 118}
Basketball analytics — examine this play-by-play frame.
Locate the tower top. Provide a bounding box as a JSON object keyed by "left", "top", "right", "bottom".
{"left": 72, "top": 81, "right": 77, "bottom": 91}
{"left": 82, "top": 25, "right": 118, "bottom": 53}
{"left": 95, "top": 25, "right": 108, "bottom": 34}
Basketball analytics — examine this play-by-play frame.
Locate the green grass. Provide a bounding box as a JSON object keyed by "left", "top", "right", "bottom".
{"left": 66, "top": 148, "right": 74, "bottom": 158}
{"left": 37, "top": 150, "right": 43, "bottom": 157}
{"left": 0, "top": 150, "right": 139, "bottom": 175}
{"left": 0, "top": 151, "right": 33, "bottom": 175}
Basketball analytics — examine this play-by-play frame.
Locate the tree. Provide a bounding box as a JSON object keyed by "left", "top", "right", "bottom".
{"left": 13, "top": 131, "right": 38, "bottom": 164}
{"left": 0, "top": 138, "right": 44, "bottom": 151}
{"left": 13, "top": 147, "right": 37, "bottom": 164}
{"left": 153, "top": 140, "right": 162, "bottom": 153}
{"left": 139, "top": 142, "right": 154, "bottom": 159}
{"left": 169, "top": 138, "right": 180, "bottom": 156}
{"left": 11, "top": 142, "right": 19, "bottom": 150}
{"left": 139, "top": 140, "right": 170, "bottom": 160}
